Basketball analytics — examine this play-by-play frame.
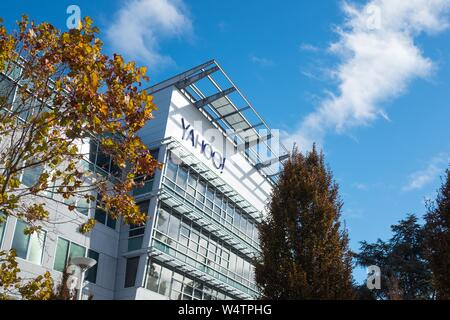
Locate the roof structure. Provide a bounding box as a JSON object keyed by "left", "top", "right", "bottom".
{"left": 145, "top": 60, "right": 290, "bottom": 184}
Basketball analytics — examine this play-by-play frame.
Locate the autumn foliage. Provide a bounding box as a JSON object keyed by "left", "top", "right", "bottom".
{"left": 0, "top": 16, "right": 161, "bottom": 298}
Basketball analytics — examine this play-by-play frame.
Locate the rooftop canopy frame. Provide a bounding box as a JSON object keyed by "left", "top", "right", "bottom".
{"left": 146, "top": 60, "right": 290, "bottom": 184}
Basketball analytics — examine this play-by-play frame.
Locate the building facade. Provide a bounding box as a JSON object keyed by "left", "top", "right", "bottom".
{"left": 0, "top": 60, "right": 288, "bottom": 300}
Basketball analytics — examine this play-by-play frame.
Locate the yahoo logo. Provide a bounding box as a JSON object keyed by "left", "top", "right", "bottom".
{"left": 181, "top": 118, "right": 226, "bottom": 173}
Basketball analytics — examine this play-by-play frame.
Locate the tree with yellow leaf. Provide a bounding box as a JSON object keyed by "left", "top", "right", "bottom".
{"left": 0, "top": 16, "right": 161, "bottom": 299}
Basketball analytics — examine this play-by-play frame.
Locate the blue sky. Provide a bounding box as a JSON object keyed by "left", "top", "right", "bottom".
{"left": 2, "top": 0, "right": 450, "bottom": 283}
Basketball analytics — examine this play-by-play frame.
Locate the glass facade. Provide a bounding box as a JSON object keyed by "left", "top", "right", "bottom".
{"left": 145, "top": 261, "right": 234, "bottom": 300}
{"left": 152, "top": 204, "right": 257, "bottom": 296}
{"left": 138, "top": 150, "right": 263, "bottom": 299}
{"left": 11, "top": 220, "right": 46, "bottom": 265}
{"left": 163, "top": 159, "right": 260, "bottom": 247}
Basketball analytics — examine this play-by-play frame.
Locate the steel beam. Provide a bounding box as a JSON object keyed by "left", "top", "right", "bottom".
{"left": 176, "top": 66, "right": 220, "bottom": 89}
{"left": 194, "top": 87, "right": 236, "bottom": 109}
{"left": 214, "top": 106, "right": 251, "bottom": 121}
{"left": 255, "top": 153, "right": 290, "bottom": 170}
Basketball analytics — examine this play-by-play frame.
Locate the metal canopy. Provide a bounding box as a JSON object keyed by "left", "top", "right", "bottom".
{"left": 145, "top": 60, "right": 290, "bottom": 184}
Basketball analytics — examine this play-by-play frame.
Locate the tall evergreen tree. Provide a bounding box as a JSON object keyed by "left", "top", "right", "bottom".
{"left": 356, "top": 215, "right": 433, "bottom": 300}
{"left": 423, "top": 167, "right": 450, "bottom": 299}
{"left": 255, "top": 146, "right": 354, "bottom": 299}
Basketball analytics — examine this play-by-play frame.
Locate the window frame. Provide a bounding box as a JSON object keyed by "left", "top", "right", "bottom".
{"left": 53, "top": 236, "right": 87, "bottom": 273}
{"left": 11, "top": 219, "right": 47, "bottom": 265}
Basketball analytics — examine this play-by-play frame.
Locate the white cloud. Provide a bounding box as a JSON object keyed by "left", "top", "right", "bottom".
{"left": 354, "top": 183, "right": 369, "bottom": 190}
{"left": 299, "top": 43, "right": 320, "bottom": 52}
{"left": 285, "top": 0, "right": 450, "bottom": 150}
{"left": 403, "top": 153, "right": 449, "bottom": 191}
{"left": 250, "top": 55, "right": 274, "bottom": 67}
{"left": 106, "top": 0, "right": 192, "bottom": 67}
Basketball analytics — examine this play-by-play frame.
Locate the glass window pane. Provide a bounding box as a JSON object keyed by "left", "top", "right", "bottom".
{"left": 165, "top": 161, "right": 178, "bottom": 181}
{"left": 96, "top": 148, "right": 111, "bottom": 172}
{"left": 128, "top": 236, "right": 143, "bottom": 251}
{"left": 86, "top": 250, "right": 99, "bottom": 283}
{"left": 206, "top": 187, "right": 214, "bottom": 201}
{"left": 69, "top": 242, "right": 86, "bottom": 261}
{"left": 240, "top": 217, "right": 247, "bottom": 232}
{"left": 188, "top": 174, "right": 197, "bottom": 188}
{"left": 125, "top": 257, "right": 140, "bottom": 288}
{"left": 138, "top": 200, "right": 150, "bottom": 216}
{"left": 233, "top": 210, "right": 240, "bottom": 228}
{"left": 22, "top": 164, "right": 44, "bottom": 188}
{"left": 229, "top": 252, "right": 236, "bottom": 272}
{"left": 158, "top": 266, "right": 172, "bottom": 297}
{"left": 0, "top": 212, "right": 6, "bottom": 246}
{"left": 28, "top": 230, "right": 45, "bottom": 264}
{"left": 197, "top": 181, "right": 206, "bottom": 196}
{"left": 54, "top": 238, "right": 69, "bottom": 272}
{"left": 168, "top": 215, "right": 180, "bottom": 240}
{"left": 156, "top": 208, "right": 170, "bottom": 234}
{"left": 89, "top": 139, "right": 98, "bottom": 164}
{"left": 236, "top": 256, "right": 244, "bottom": 276}
{"left": 146, "top": 262, "right": 161, "bottom": 292}
{"left": 0, "top": 75, "right": 16, "bottom": 106}
{"left": 106, "top": 216, "right": 116, "bottom": 229}
{"left": 11, "top": 220, "right": 30, "bottom": 259}
{"left": 176, "top": 167, "right": 188, "bottom": 189}
{"left": 172, "top": 279, "right": 183, "bottom": 292}
{"left": 171, "top": 290, "right": 182, "bottom": 300}
{"left": 94, "top": 208, "right": 107, "bottom": 224}
{"left": 76, "top": 194, "right": 90, "bottom": 216}
{"left": 247, "top": 222, "right": 253, "bottom": 238}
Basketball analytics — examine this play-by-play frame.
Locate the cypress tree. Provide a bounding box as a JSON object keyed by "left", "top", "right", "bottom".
{"left": 423, "top": 167, "right": 450, "bottom": 299}
{"left": 255, "top": 146, "right": 354, "bottom": 299}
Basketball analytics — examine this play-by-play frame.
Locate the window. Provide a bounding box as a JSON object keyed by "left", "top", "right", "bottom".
{"left": 88, "top": 138, "right": 122, "bottom": 177}
{"left": 85, "top": 250, "right": 99, "bottom": 284}
{"left": 75, "top": 193, "right": 91, "bottom": 216}
{"left": 165, "top": 161, "right": 178, "bottom": 188}
{"left": 125, "top": 257, "right": 140, "bottom": 288}
{"left": 0, "top": 212, "right": 6, "bottom": 247}
{"left": 94, "top": 194, "right": 116, "bottom": 230}
{"left": 21, "top": 163, "right": 44, "bottom": 188}
{"left": 11, "top": 220, "right": 46, "bottom": 264}
{"left": 53, "top": 237, "right": 86, "bottom": 272}
{"left": 146, "top": 262, "right": 161, "bottom": 292}
{"left": 145, "top": 261, "right": 233, "bottom": 300}
{"left": 128, "top": 200, "right": 149, "bottom": 251}
{"left": 176, "top": 166, "right": 188, "bottom": 192}
{"left": 158, "top": 266, "right": 172, "bottom": 296}
{"left": 156, "top": 207, "right": 170, "bottom": 234}
{"left": 133, "top": 175, "right": 154, "bottom": 196}
{"left": 167, "top": 215, "right": 180, "bottom": 240}
{"left": 64, "top": 192, "right": 91, "bottom": 216}
{"left": 95, "top": 145, "right": 112, "bottom": 173}
{"left": 0, "top": 75, "right": 16, "bottom": 108}
{"left": 152, "top": 205, "right": 257, "bottom": 293}
{"left": 195, "top": 180, "right": 206, "bottom": 207}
